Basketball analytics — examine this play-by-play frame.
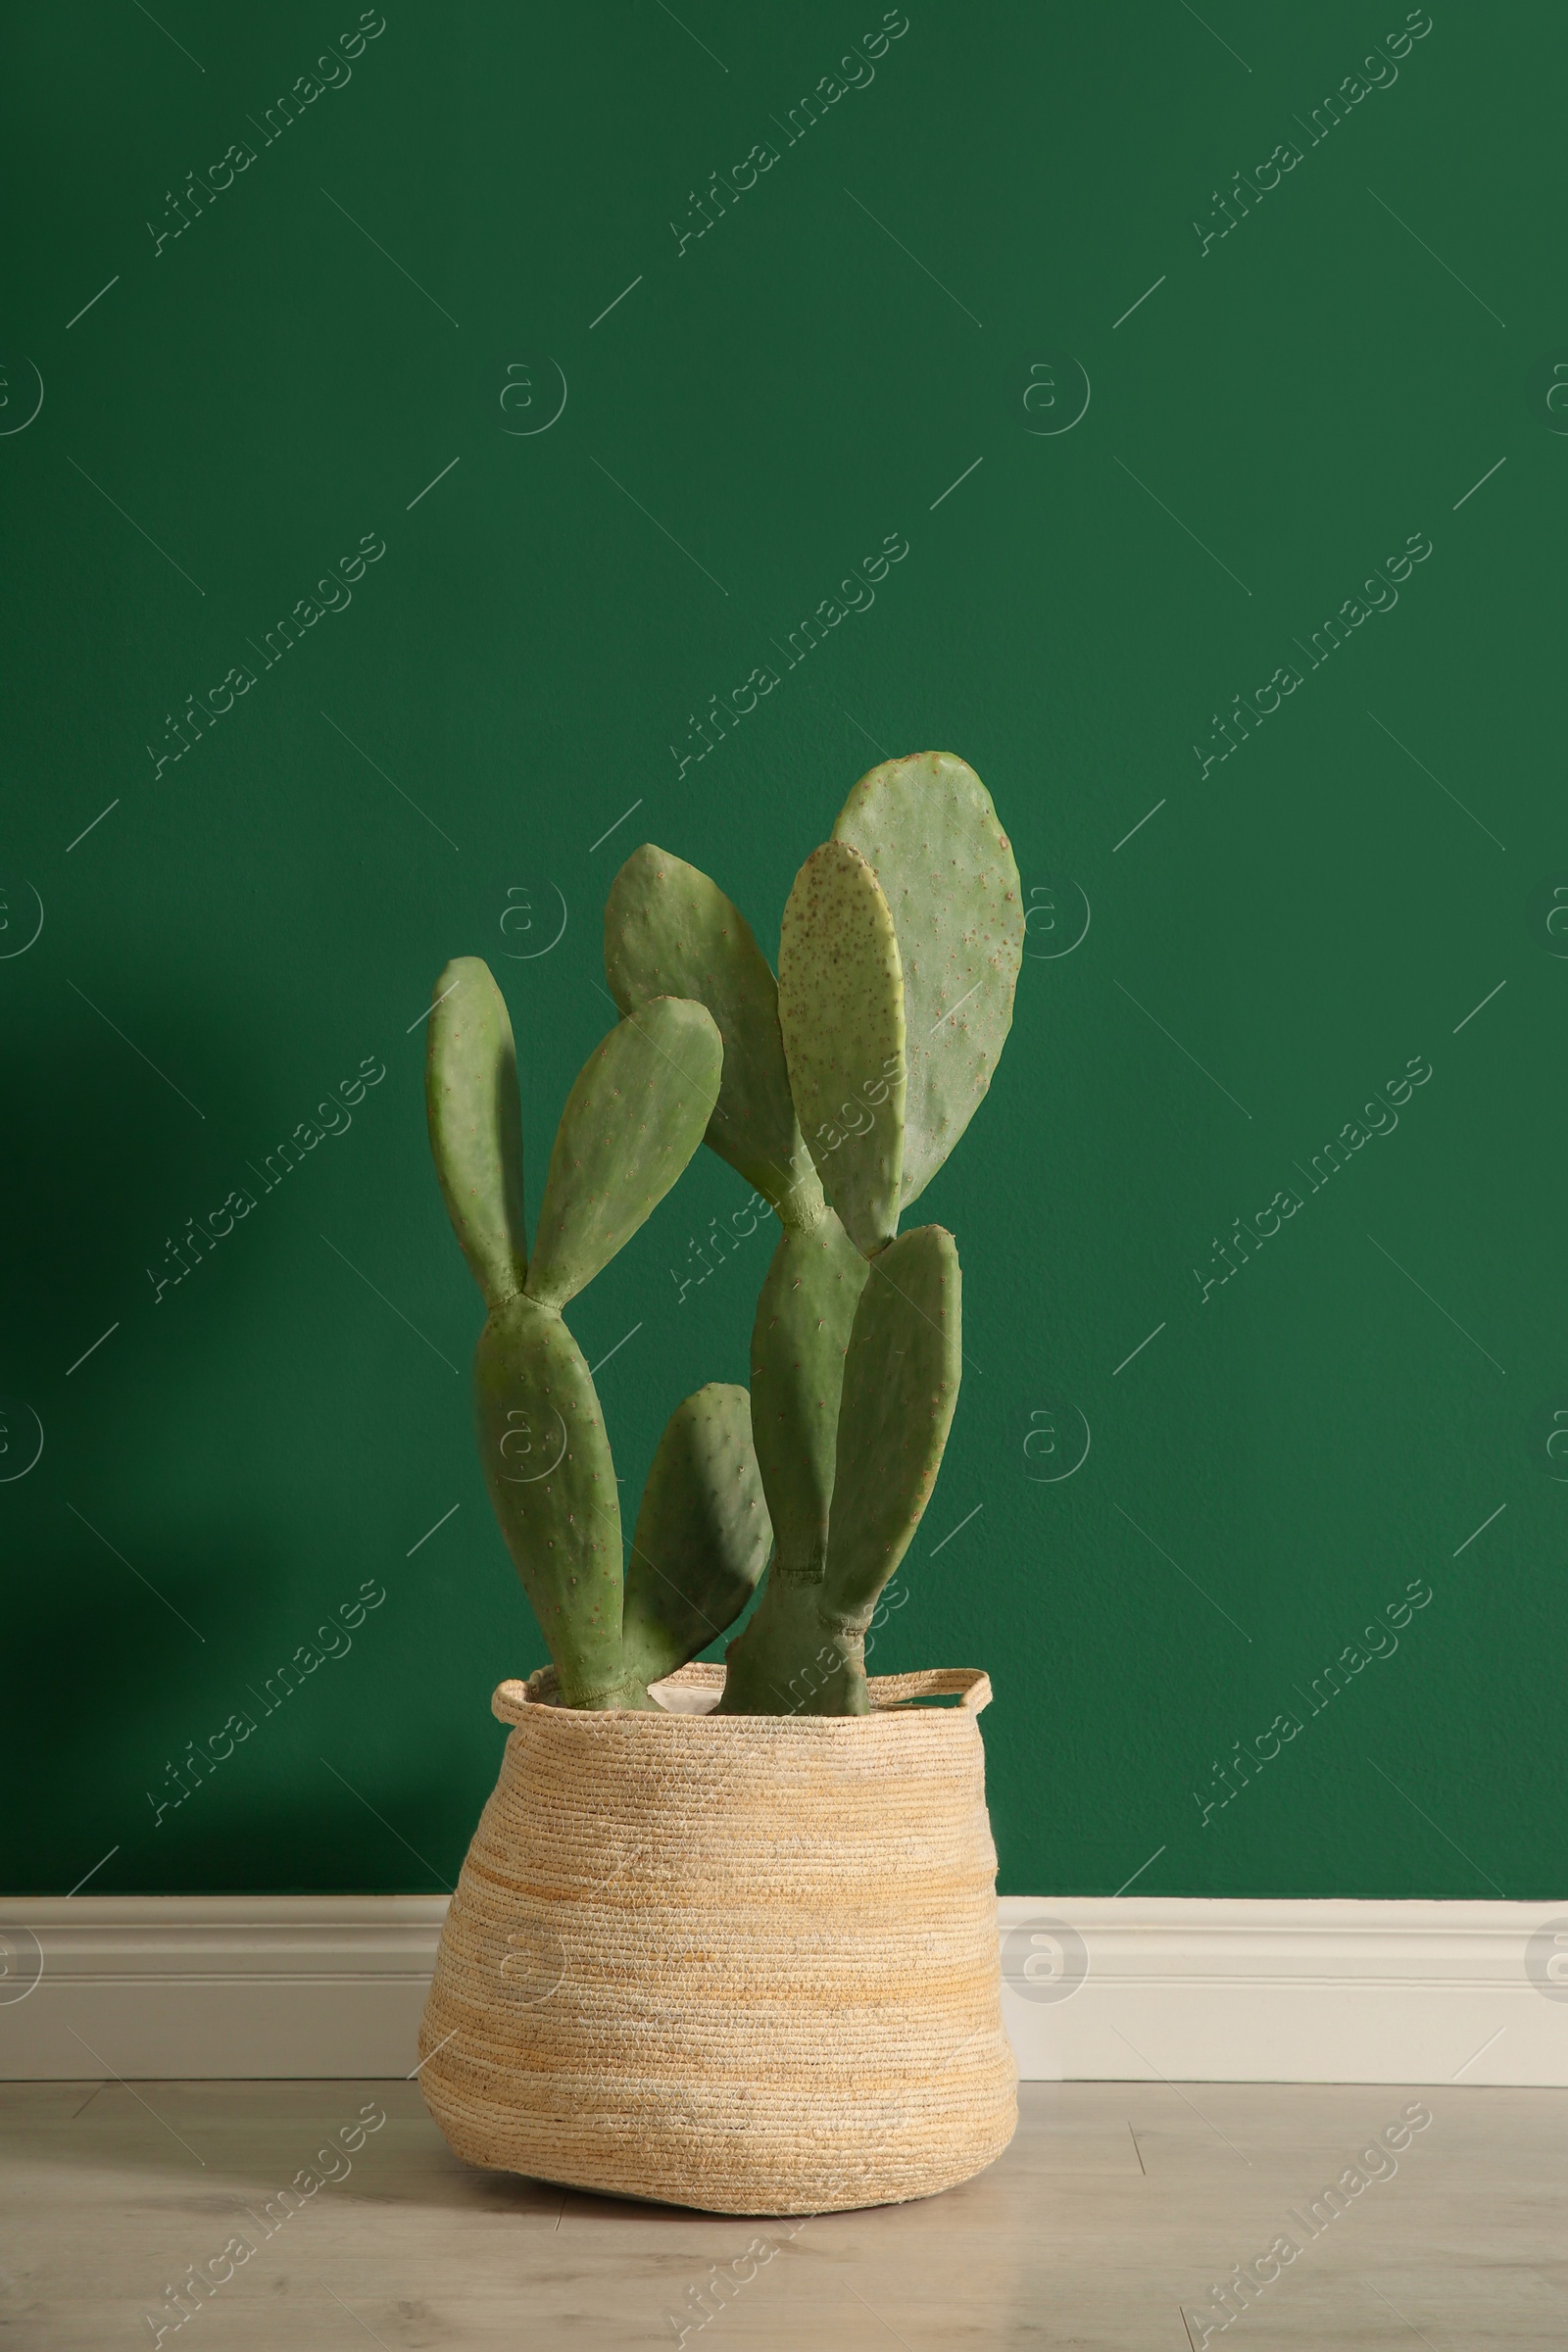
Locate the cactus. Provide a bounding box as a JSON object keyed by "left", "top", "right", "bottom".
{"left": 604, "top": 751, "right": 1021, "bottom": 1717}
{"left": 428, "top": 754, "right": 1019, "bottom": 1715}
{"left": 425, "top": 962, "right": 770, "bottom": 1708}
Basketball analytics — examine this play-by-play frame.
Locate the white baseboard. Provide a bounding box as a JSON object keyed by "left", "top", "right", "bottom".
{"left": 0, "top": 1898, "right": 446, "bottom": 2082}
{"left": 998, "top": 1898, "right": 1568, "bottom": 2087}
{"left": 2, "top": 1895, "right": 1564, "bottom": 2083}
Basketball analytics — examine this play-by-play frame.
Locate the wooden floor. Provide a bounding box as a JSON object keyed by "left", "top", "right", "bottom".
{"left": 2, "top": 2077, "right": 1564, "bottom": 2348}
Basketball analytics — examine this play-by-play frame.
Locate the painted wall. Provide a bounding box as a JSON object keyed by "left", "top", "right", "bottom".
{"left": 3, "top": 2, "right": 1560, "bottom": 1901}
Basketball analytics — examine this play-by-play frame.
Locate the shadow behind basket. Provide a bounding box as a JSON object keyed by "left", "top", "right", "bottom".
{"left": 416, "top": 1663, "right": 1017, "bottom": 2214}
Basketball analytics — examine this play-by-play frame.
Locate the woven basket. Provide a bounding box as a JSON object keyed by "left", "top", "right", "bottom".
{"left": 416, "top": 1661, "right": 1016, "bottom": 2214}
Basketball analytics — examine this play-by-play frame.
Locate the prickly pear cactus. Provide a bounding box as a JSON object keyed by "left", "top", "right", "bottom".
{"left": 718, "top": 753, "right": 1020, "bottom": 1714}
{"left": 425, "top": 960, "right": 769, "bottom": 1708}
{"left": 603, "top": 850, "right": 871, "bottom": 1704}
{"left": 430, "top": 749, "right": 1018, "bottom": 1719}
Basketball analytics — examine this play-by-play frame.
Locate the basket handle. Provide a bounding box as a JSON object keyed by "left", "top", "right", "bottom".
{"left": 491, "top": 1678, "right": 534, "bottom": 1725}
{"left": 868, "top": 1667, "right": 993, "bottom": 1714}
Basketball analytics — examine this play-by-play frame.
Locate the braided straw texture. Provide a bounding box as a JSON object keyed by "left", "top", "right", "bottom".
{"left": 417, "top": 1663, "right": 1016, "bottom": 2214}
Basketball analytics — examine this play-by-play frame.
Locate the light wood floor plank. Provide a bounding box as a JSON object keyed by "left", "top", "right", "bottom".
{"left": 2, "top": 2080, "right": 1565, "bottom": 2351}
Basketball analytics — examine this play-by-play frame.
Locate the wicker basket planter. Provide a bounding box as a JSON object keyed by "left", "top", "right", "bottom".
{"left": 416, "top": 1662, "right": 1016, "bottom": 2215}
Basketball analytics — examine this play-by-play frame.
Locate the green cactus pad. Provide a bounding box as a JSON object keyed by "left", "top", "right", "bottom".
{"left": 823, "top": 1223, "right": 962, "bottom": 1622}
{"left": 776, "top": 841, "right": 906, "bottom": 1256}
{"left": 525, "top": 997, "right": 722, "bottom": 1311}
{"left": 424, "top": 957, "right": 528, "bottom": 1309}
{"left": 473, "top": 1295, "right": 650, "bottom": 1707}
{"left": 620, "top": 1382, "right": 771, "bottom": 1690}
{"left": 748, "top": 1210, "right": 868, "bottom": 1576}
{"left": 716, "top": 1576, "right": 865, "bottom": 1717}
{"left": 605, "top": 846, "right": 816, "bottom": 1217}
{"left": 833, "top": 753, "right": 1023, "bottom": 1208}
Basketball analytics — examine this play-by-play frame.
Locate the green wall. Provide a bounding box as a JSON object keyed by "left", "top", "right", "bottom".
{"left": 3, "top": 2, "right": 1561, "bottom": 1900}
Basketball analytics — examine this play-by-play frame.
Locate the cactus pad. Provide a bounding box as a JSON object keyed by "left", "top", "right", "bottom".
{"left": 748, "top": 1210, "right": 868, "bottom": 1575}
{"left": 424, "top": 957, "right": 528, "bottom": 1308}
{"left": 526, "top": 997, "right": 722, "bottom": 1310}
{"left": 823, "top": 1224, "right": 961, "bottom": 1623}
{"left": 776, "top": 841, "right": 906, "bottom": 1256}
{"left": 604, "top": 846, "right": 815, "bottom": 1215}
{"left": 620, "top": 1383, "right": 771, "bottom": 1690}
{"left": 473, "top": 1295, "right": 646, "bottom": 1707}
{"left": 833, "top": 753, "right": 1023, "bottom": 1207}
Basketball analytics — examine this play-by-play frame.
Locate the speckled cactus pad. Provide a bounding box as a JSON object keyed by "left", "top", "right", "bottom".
{"left": 603, "top": 844, "right": 816, "bottom": 1217}
{"left": 834, "top": 752, "right": 1023, "bottom": 1208}
{"left": 775, "top": 840, "right": 906, "bottom": 1256}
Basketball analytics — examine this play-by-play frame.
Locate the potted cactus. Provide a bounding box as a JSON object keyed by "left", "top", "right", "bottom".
{"left": 418, "top": 753, "right": 1025, "bottom": 2213}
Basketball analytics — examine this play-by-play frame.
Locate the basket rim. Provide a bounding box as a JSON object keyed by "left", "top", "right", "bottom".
{"left": 490, "top": 1662, "right": 992, "bottom": 1729}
